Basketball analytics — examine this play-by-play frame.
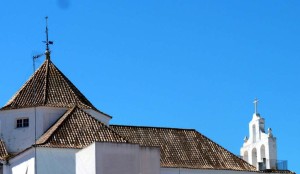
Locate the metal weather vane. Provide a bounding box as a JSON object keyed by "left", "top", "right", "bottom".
{"left": 33, "top": 16, "right": 53, "bottom": 60}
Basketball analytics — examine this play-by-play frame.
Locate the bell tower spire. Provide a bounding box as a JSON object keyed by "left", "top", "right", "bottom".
{"left": 240, "top": 99, "right": 277, "bottom": 171}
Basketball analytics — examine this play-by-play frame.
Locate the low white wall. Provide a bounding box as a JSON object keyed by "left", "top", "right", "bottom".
{"left": 4, "top": 148, "right": 35, "bottom": 174}
{"left": 140, "top": 146, "right": 161, "bottom": 174}
{"left": 4, "top": 147, "right": 78, "bottom": 174}
{"left": 76, "top": 142, "right": 160, "bottom": 174}
{"left": 36, "top": 147, "right": 78, "bottom": 174}
{"left": 76, "top": 143, "right": 96, "bottom": 174}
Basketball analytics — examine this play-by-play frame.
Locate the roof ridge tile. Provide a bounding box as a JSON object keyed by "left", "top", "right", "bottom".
{"left": 36, "top": 106, "right": 77, "bottom": 145}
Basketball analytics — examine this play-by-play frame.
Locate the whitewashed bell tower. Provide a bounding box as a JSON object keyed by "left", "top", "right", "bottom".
{"left": 240, "top": 99, "right": 277, "bottom": 170}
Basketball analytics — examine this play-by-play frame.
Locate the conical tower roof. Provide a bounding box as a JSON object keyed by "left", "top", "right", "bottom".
{"left": 1, "top": 59, "right": 100, "bottom": 112}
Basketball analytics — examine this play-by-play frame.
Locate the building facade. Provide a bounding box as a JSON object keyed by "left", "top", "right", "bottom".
{"left": 0, "top": 55, "right": 294, "bottom": 174}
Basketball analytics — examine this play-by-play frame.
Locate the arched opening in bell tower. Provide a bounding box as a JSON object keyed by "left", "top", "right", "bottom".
{"left": 243, "top": 151, "right": 249, "bottom": 162}
{"left": 252, "top": 125, "right": 256, "bottom": 143}
{"left": 260, "top": 145, "right": 266, "bottom": 163}
{"left": 252, "top": 148, "right": 257, "bottom": 168}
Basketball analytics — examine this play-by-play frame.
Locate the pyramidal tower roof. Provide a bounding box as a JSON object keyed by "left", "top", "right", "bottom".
{"left": 1, "top": 58, "right": 99, "bottom": 111}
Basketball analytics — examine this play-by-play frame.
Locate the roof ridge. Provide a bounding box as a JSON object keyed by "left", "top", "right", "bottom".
{"left": 192, "top": 130, "right": 256, "bottom": 170}
{"left": 47, "top": 61, "right": 96, "bottom": 109}
{"left": 1, "top": 60, "right": 47, "bottom": 109}
{"left": 1, "top": 59, "right": 102, "bottom": 112}
{"left": 110, "top": 124, "right": 196, "bottom": 131}
{"left": 37, "top": 106, "right": 127, "bottom": 148}
{"left": 0, "top": 139, "right": 9, "bottom": 161}
{"left": 111, "top": 125, "right": 257, "bottom": 171}
{"left": 43, "top": 59, "right": 50, "bottom": 105}
{"left": 36, "top": 106, "right": 77, "bottom": 145}
{"left": 85, "top": 113, "right": 129, "bottom": 143}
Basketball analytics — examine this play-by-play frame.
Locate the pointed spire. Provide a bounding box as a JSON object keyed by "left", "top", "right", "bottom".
{"left": 44, "top": 16, "right": 53, "bottom": 60}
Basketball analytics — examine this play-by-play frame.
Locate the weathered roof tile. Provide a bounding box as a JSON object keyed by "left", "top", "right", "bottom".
{"left": 110, "top": 125, "right": 256, "bottom": 171}
{"left": 1, "top": 59, "right": 103, "bottom": 114}
{"left": 0, "top": 139, "right": 8, "bottom": 161}
{"left": 37, "top": 106, "right": 127, "bottom": 148}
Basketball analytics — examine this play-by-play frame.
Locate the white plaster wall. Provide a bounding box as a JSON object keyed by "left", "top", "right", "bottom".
{"left": 76, "top": 142, "right": 160, "bottom": 174}
{"left": 96, "top": 143, "right": 138, "bottom": 174}
{"left": 36, "top": 147, "right": 78, "bottom": 174}
{"left": 140, "top": 146, "right": 161, "bottom": 174}
{"left": 76, "top": 143, "right": 96, "bottom": 174}
{"left": 4, "top": 147, "right": 78, "bottom": 174}
{"left": 248, "top": 114, "right": 262, "bottom": 144}
{"left": 83, "top": 109, "right": 111, "bottom": 125}
{"left": 241, "top": 139, "right": 267, "bottom": 169}
{"left": 268, "top": 138, "right": 277, "bottom": 169}
{"left": 4, "top": 148, "right": 35, "bottom": 174}
{"left": 41, "top": 107, "right": 67, "bottom": 132}
{"left": 0, "top": 107, "right": 67, "bottom": 153}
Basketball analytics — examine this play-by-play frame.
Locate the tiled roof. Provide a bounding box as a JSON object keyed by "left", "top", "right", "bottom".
{"left": 260, "top": 170, "right": 295, "bottom": 173}
{"left": 36, "top": 106, "right": 127, "bottom": 148}
{"left": 0, "top": 139, "right": 8, "bottom": 161}
{"left": 1, "top": 59, "right": 104, "bottom": 114}
{"left": 110, "top": 125, "right": 257, "bottom": 171}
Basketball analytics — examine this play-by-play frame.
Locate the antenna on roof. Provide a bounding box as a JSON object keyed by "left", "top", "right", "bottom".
{"left": 32, "top": 17, "right": 54, "bottom": 174}
{"left": 43, "top": 16, "right": 53, "bottom": 60}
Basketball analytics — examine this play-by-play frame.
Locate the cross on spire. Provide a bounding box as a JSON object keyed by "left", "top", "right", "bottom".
{"left": 253, "top": 98, "right": 259, "bottom": 114}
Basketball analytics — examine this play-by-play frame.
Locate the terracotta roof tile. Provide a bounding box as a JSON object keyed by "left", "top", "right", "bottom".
{"left": 110, "top": 125, "right": 257, "bottom": 171}
{"left": 0, "top": 139, "right": 8, "bottom": 161}
{"left": 36, "top": 106, "right": 127, "bottom": 148}
{"left": 260, "top": 170, "right": 295, "bottom": 173}
{"left": 1, "top": 59, "right": 107, "bottom": 116}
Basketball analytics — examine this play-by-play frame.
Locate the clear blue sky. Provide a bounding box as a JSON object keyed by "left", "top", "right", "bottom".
{"left": 0, "top": 0, "right": 299, "bottom": 173}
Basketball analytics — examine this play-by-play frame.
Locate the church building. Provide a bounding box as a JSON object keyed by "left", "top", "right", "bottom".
{"left": 0, "top": 21, "right": 295, "bottom": 174}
